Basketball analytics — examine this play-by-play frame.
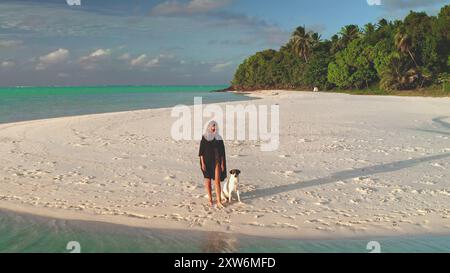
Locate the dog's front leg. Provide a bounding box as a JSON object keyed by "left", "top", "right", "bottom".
{"left": 237, "top": 191, "right": 242, "bottom": 204}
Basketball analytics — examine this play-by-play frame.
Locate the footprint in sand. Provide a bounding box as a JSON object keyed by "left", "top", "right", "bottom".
{"left": 437, "top": 190, "right": 450, "bottom": 196}
{"left": 231, "top": 141, "right": 244, "bottom": 147}
{"left": 353, "top": 176, "right": 369, "bottom": 182}
{"left": 112, "top": 157, "right": 128, "bottom": 161}
{"left": 71, "top": 143, "right": 89, "bottom": 147}
{"left": 356, "top": 187, "right": 378, "bottom": 195}
{"left": 316, "top": 227, "right": 332, "bottom": 231}
{"left": 430, "top": 163, "right": 446, "bottom": 169}
{"left": 269, "top": 222, "right": 298, "bottom": 230}
{"left": 271, "top": 170, "right": 296, "bottom": 178}
{"left": 246, "top": 222, "right": 266, "bottom": 227}
{"left": 53, "top": 175, "right": 64, "bottom": 181}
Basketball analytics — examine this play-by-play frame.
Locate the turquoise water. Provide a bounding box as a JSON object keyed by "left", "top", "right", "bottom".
{"left": 0, "top": 86, "right": 250, "bottom": 124}
{"left": 0, "top": 210, "right": 448, "bottom": 253}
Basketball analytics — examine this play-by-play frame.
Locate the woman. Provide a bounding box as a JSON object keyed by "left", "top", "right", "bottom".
{"left": 199, "top": 120, "right": 227, "bottom": 208}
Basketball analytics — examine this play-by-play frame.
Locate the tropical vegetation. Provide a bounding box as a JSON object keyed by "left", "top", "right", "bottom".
{"left": 231, "top": 5, "right": 449, "bottom": 94}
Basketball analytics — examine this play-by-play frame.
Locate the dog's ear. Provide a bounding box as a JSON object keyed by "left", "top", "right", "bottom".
{"left": 230, "top": 170, "right": 235, "bottom": 175}
{"left": 236, "top": 170, "right": 241, "bottom": 175}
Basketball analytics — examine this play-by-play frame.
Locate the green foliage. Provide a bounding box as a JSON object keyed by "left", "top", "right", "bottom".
{"left": 327, "top": 39, "right": 378, "bottom": 89}
{"left": 304, "top": 53, "right": 333, "bottom": 90}
{"left": 437, "top": 72, "right": 449, "bottom": 91}
{"left": 231, "top": 49, "right": 305, "bottom": 90}
{"left": 231, "top": 4, "right": 450, "bottom": 93}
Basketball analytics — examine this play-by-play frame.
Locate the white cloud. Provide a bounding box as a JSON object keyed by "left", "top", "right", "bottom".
{"left": 151, "top": 0, "right": 232, "bottom": 16}
{"left": 80, "top": 48, "right": 111, "bottom": 62}
{"left": 369, "top": 0, "right": 444, "bottom": 10}
{"left": 66, "top": 0, "right": 81, "bottom": 6}
{"left": 78, "top": 48, "right": 111, "bottom": 70}
{"left": 211, "top": 61, "right": 233, "bottom": 72}
{"left": 40, "top": 49, "right": 69, "bottom": 64}
{"left": 89, "top": 48, "right": 110, "bottom": 58}
{"left": 36, "top": 48, "right": 69, "bottom": 70}
{"left": 367, "top": 0, "right": 382, "bottom": 6}
{"left": 129, "top": 54, "right": 173, "bottom": 68}
{"left": 146, "top": 58, "right": 160, "bottom": 67}
{"left": 130, "top": 54, "right": 149, "bottom": 66}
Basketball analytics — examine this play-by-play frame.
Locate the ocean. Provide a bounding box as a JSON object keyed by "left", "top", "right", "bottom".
{"left": 0, "top": 85, "right": 250, "bottom": 124}
{"left": 0, "top": 210, "right": 449, "bottom": 253}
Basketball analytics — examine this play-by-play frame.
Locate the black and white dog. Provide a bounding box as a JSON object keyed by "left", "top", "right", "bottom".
{"left": 221, "top": 169, "right": 242, "bottom": 204}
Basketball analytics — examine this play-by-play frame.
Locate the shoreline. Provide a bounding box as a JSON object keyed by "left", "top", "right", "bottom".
{"left": 1, "top": 206, "right": 450, "bottom": 243}
{"left": 1, "top": 91, "right": 449, "bottom": 240}
{"left": 218, "top": 86, "right": 450, "bottom": 98}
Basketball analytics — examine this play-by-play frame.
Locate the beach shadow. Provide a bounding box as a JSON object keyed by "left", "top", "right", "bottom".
{"left": 432, "top": 116, "right": 450, "bottom": 130}
{"left": 412, "top": 116, "right": 450, "bottom": 136}
{"left": 200, "top": 232, "right": 238, "bottom": 253}
{"left": 243, "top": 152, "right": 450, "bottom": 201}
{"left": 415, "top": 129, "right": 450, "bottom": 136}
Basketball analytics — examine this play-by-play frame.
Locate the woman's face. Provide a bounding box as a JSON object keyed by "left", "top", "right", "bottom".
{"left": 210, "top": 124, "right": 216, "bottom": 133}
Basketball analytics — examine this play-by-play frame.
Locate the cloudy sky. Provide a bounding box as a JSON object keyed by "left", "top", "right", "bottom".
{"left": 0, "top": 0, "right": 448, "bottom": 86}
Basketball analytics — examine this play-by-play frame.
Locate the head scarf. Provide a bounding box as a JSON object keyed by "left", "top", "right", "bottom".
{"left": 203, "top": 120, "right": 222, "bottom": 141}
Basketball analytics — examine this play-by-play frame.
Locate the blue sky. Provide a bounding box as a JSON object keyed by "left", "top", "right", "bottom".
{"left": 0, "top": 0, "right": 448, "bottom": 86}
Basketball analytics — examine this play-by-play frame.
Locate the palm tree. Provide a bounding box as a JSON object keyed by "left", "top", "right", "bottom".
{"left": 394, "top": 28, "right": 418, "bottom": 66}
{"left": 377, "top": 19, "right": 388, "bottom": 30}
{"left": 380, "top": 53, "right": 421, "bottom": 91}
{"left": 330, "top": 34, "right": 340, "bottom": 54}
{"left": 339, "top": 24, "right": 361, "bottom": 47}
{"left": 310, "top": 32, "right": 322, "bottom": 44}
{"left": 364, "top": 23, "right": 375, "bottom": 35}
{"left": 290, "top": 26, "right": 317, "bottom": 63}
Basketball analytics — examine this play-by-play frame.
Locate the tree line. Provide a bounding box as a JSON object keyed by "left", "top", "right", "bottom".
{"left": 231, "top": 5, "right": 449, "bottom": 92}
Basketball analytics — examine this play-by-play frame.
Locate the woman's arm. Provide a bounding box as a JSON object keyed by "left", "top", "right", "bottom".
{"left": 220, "top": 141, "right": 225, "bottom": 172}
{"left": 200, "top": 156, "right": 206, "bottom": 172}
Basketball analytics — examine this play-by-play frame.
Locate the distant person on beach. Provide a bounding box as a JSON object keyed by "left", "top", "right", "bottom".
{"left": 199, "top": 121, "right": 227, "bottom": 208}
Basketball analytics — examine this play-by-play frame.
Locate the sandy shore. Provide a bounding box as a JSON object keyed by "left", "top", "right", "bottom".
{"left": 0, "top": 91, "right": 449, "bottom": 239}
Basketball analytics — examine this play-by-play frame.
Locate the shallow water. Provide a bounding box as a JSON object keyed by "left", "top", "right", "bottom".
{"left": 0, "top": 210, "right": 448, "bottom": 253}
{"left": 0, "top": 86, "right": 251, "bottom": 124}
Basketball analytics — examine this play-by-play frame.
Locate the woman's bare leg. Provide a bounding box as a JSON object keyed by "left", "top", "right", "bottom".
{"left": 215, "top": 164, "right": 224, "bottom": 208}
{"left": 204, "top": 179, "right": 213, "bottom": 206}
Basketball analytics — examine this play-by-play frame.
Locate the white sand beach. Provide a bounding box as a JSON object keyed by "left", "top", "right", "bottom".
{"left": 0, "top": 91, "right": 449, "bottom": 239}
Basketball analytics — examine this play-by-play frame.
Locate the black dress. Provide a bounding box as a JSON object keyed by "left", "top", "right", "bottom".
{"left": 199, "top": 136, "right": 227, "bottom": 181}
